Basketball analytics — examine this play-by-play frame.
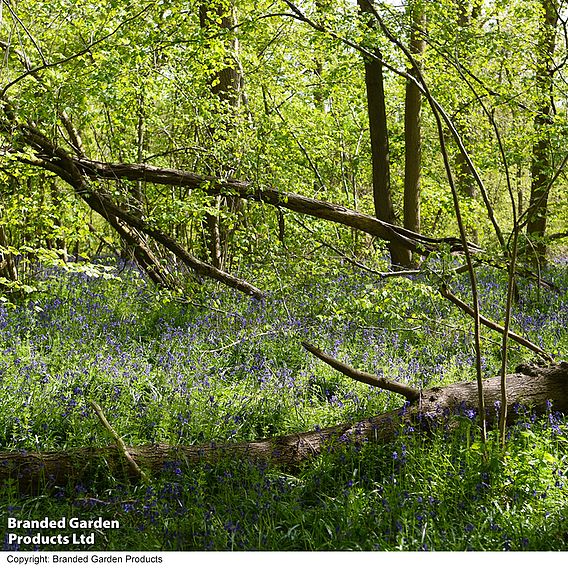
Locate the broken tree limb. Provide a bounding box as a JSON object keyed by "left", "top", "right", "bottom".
{"left": 77, "top": 185, "right": 265, "bottom": 299}
{"left": 301, "top": 341, "right": 420, "bottom": 401}
{"left": 2, "top": 362, "right": 567, "bottom": 493}
{"left": 71, "top": 157, "right": 479, "bottom": 255}
{"left": 0, "top": 115, "right": 265, "bottom": 300}
{"left": 439, "top": 286, "right": 554, "bottom": 362}
{"left": 98, "top": 215, "right": 180, "bottom": 291}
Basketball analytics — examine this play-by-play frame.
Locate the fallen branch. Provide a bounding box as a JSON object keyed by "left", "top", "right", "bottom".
{"left": 439, "top": 286, "right": 554, "bottom": 362}
{"left": 2, "top": 361, "right": 567, "bottom": 493}
{"left": 90, "top": 401, "right": 147, "bottom": 481}
{"left": 301, "top": 341, "right": 420, "bottom": 401}
{"left": 0, "top": 115, "right": 265, "bottom": 300}
{"left": 72, "top": 157, "right": 479, "bottom": 256}
{"left": 79, "top": 186, "right": 265, "bottom": 299}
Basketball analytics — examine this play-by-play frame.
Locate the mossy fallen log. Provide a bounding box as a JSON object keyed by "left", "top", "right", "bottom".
{"left": 1, "top": 361, "right": 567, "bottom": 494}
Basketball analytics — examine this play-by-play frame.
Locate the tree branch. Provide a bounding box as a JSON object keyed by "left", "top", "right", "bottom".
{"left": 72, "top": 157, "right": 480, "bottom": 256}
{"left": 90, "top": 401, "right": 147, "bottom": 480}
{"left": 0, "top": 115, "right": 265, "bottom": 300}
{"left": 301, "top": 341, "right": 420, "bottom": 401}
{"left": 439, "top": 286, "right": 554, "bottom": 362}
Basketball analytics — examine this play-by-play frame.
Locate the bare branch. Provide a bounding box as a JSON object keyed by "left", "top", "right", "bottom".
{"left": 439, "top": 286, "right": 554, "bottom": 362}
{"left": 301, "top": 341, "right": 421, "bottom": 402}
{"left": 90, "top": 401, "right": 147, "bottom": 480}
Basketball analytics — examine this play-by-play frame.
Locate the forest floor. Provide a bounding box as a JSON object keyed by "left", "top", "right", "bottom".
{"left": 1, "top": 255, "right": 567, "bottom": 551}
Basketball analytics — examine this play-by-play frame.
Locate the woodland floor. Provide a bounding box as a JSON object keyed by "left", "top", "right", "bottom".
{"left": 1, "top": 255, "right": 567, "bottom": 551}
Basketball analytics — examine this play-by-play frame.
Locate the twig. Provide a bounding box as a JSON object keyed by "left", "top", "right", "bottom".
{"left": 90, "top": 401, "right": 148, "bottom": 480}
{"left": 401, "top": 317, "right": 505, "bottom": 349}
{"left": 294, "top": 217, "right": 420, "bottom": 278}
{"left": 201, "top": 331, "right": 275, "bottom": 354}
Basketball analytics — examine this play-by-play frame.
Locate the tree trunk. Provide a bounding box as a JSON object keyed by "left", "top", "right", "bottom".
{"left": 2, "top": 361, "right": 567, "bottom": 494}
{"left": 0, "top": 225, "right": 18, "bottom": 282}
{"left": 527, "top": 0, "right": 558, "bottom": 266}
{"left": 358, "top": 0, "right": 411, "bottom": 268}
{"left": 403, "top": 2, "right": 425, "bottom": 263}
{"left": 200, "top": 1, "right": 244, "bottom": 271}
{"left": 364, "top": 54, "right": 392, "bottom": 223}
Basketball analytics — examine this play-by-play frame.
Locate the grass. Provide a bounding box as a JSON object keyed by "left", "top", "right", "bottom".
{"left": 0, "top": 255, "right": 567, "bottom": 551}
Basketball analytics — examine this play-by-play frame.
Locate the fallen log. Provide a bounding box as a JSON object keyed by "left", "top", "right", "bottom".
{"left": 1, "top": 361, "right": 567, "bottom": 494}
{"left": 73, "top": 157, "right": 478, "bottom": 255}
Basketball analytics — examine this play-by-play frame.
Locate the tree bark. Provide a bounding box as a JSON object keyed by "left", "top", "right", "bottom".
{"left": 0, "top": 225, "right": 18, "bottom": 282}
{"left": 527, "top": 0, "right": 558, "bottom": 266}
{"left": 2, "top": 361, "right": 567, "bottom": 494}
{"left": 364, "top": 53, "right": 392, "bottom": 224}
{"left": 199, "top": 1, "right": 244, "bottom": 271}
{"left": 358, "top": 0, "right": 411, "bottom": 268}
{"left": 403, "top": 2, "right": 426, "bottom": 262}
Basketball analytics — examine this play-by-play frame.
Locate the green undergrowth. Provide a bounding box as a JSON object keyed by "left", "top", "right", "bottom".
{"left": 2, "top": 416, "right": 568, "bottom": 551}
{"left": 0, "top": 257, "right": 567, "bottom": 550}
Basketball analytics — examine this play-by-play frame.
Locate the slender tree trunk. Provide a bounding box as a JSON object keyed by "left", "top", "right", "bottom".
{"left": 206, "top": 194, "right": 224, "bottom": 269}
{"left": 364, "top": 54, "right": 392, "bottom": 223}
{"left": 359, "top": 0, "right": 411, "bottom": 268}
{"left": 527, "top": 0, "right": 558, "bottom": 266}
{"left": 48, "top": 181, "right": 68, "bottom": 261}
{"left": 135, "top": 91, "right": 145, "bottom": 206}
{"left": 199, "top": 1, "right": 243, "bottom": 271}
{"left": 403, "top": 2, "right": 425, "bottom": 263}
{"left": 200, "top": 3, "right": 243, "bottom": 106}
